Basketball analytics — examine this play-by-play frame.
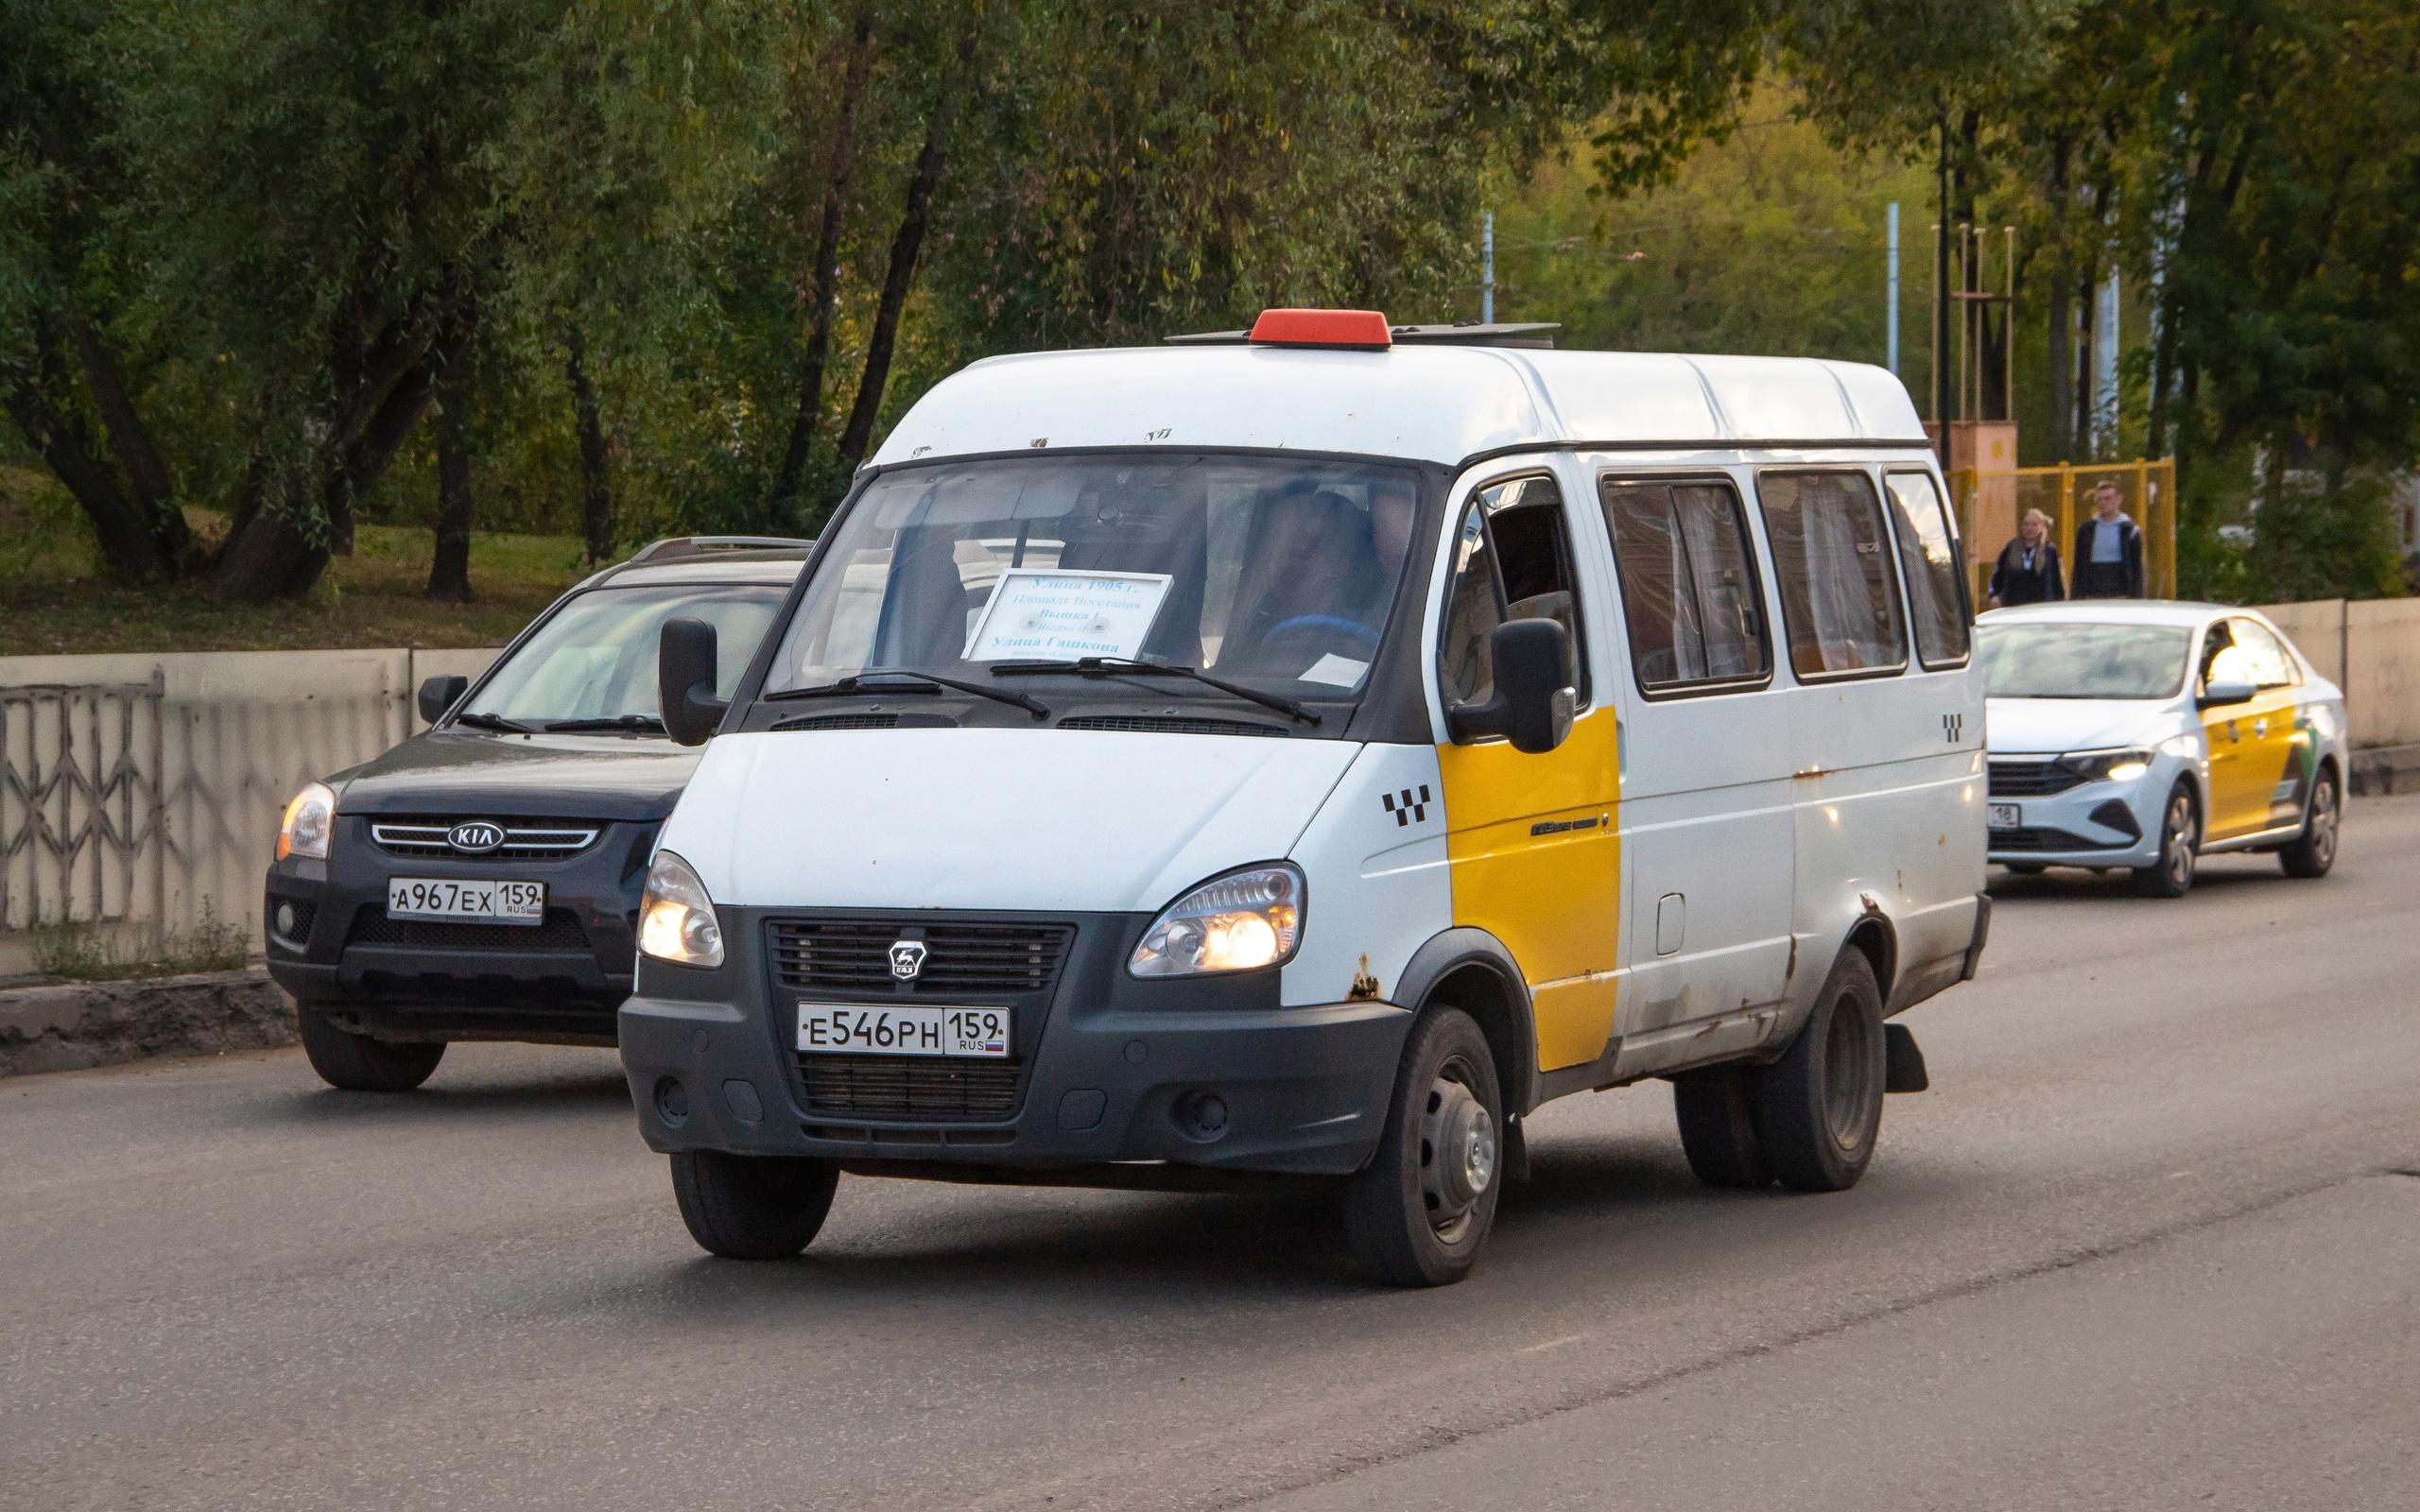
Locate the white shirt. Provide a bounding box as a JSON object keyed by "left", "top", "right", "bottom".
{"left": 2090, "top": 516, "right": 2128, "bottom": 563}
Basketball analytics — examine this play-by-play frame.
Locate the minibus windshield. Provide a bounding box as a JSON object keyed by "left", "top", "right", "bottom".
{"left": 462, "top": 584, "right": 786, "bottom": 730}
{"left": 1978, "top": 621, "right": 2193, "bottom": 700}
{"left": 765, "top": 454, "right": 1425, "bottom": 716}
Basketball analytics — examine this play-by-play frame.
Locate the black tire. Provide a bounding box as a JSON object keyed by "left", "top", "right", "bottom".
{"left": 296, "top": 1003, "right": 445, "bottom": 1091}
{"left": 1672, "top": 1064, "right": 1772, "bottom": 1188}
{"left": 2131, "top": 782, "right": 2200, "bottom": 899}
{"left": 2278, "top": 766, "right": 2340, "bottom": 879}
{"left": 670, "top": 1150, "right": 839, "bottom": 1261}
{"left": 1341, "top": 1007, "right": 1504, "bottom": 1287}
{"left": 1750, "top": 951, "right": 1886, "bottom": 1194}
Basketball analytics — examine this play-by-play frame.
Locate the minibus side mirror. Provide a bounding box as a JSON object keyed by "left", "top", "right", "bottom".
{"left": 1447, "top": 619, "right": 1576, "bottom": 755}
{"left": 659, "top": 617, "right": 727, "bottom": 747}
{"left": 2197, "top": 678, "right": 2256, "bottom": 710}
{"left": 417, "top": 675, "right": 468, "bottom": 726}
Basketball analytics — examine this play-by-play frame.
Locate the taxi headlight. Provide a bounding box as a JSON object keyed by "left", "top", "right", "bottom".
{"left": 276, "top": 782, "right": 336, "bottom": 861}
{"left": 1130, "top": 864, "right": 1304, "bottom": 978}
{"left": 2064, "top": 747, "right": 2154, "bottom": 784}
{"left": 638, "top": 850, "right": 724, "bottom": 968}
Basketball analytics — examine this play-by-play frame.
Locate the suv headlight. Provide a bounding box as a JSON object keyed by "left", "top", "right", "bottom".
{"left": 2063, "top": 747, "right": 2154, "bottom": 784}
{"left": 1130, "top": 864, "right": 1304, "bottom": 978}
{"left": 276, "top": 782, "right": 336, "bottom": 861}
{"left": 639, "top": 850, "right": 724, "bottom": 968}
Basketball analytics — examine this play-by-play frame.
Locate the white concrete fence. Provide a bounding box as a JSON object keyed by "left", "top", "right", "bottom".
{"left": 3, "top": 598, "right": 2414, "bottom": 977}
{"left": 0, "top": 646, "right": 495, "bottom": 977}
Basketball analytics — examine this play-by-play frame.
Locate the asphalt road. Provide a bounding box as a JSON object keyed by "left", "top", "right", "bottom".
{"left": 7, "top": 797, "right": 2418, "bottom": 1512}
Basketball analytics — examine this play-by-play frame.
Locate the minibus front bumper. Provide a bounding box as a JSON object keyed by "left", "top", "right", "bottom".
{"left": 619, "top": 906, "right": 1412, "bottom": 1177}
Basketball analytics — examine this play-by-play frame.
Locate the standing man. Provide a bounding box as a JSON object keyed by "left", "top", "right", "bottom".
{"left": 2071, "top": 480, "right": 2146, "bottom": 598}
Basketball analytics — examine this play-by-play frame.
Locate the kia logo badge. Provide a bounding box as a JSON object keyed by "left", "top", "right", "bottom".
{"left": 447, "top": 821, "right": 507, "bottom": 854}
{"left": 889, "top": 939, "right": 927, "bottom": 981}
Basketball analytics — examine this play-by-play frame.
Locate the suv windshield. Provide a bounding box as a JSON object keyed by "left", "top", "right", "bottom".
{"left": 1978, "top": 621, "right": 2193, "bottom": 700}
{"left": 461, "top": 583, "right": 786, "bottom": 728}
{"left": 764, "top": 454, "right": 1425, "bottom": 715}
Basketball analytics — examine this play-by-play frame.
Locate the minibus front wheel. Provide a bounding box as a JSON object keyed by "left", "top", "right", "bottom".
{"left": 670, "top": 1151, "right": 839, "bottom": 1261}
{"left": 1341, "top": 1006, "right": 1504, "bottom": 1287}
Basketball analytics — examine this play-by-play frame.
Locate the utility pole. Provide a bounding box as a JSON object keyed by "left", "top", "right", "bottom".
{"left": 1481, "top": 211, "right": 1495, "bottom": 324}
{"left": 1886, "top": 201, "right": 1900, "bottom": 375}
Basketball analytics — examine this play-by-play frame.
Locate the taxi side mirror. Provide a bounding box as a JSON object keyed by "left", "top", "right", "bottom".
{"left": 2198, "top": 678, "right": 2256, "bottom": 710}
{"left": 417, "top": 674, "right": 467, "bottom": 726}
{"left": 659, "top": 617, "right": 727, "bottom": 747}
{"left": 1448, "top": 619, "right": 1576, "bottom": 755}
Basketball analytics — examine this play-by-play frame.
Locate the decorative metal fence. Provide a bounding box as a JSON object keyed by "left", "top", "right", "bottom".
{"left": 0, "top": 647, "right": 495, "bottom": 977}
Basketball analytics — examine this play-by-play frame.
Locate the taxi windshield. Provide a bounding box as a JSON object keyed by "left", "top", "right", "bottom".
{"left": 765, "top": 454, "right": 1426, "bottom": 713}
{"left": 1978, "top": 620, "right": 2194, "bottom": 700}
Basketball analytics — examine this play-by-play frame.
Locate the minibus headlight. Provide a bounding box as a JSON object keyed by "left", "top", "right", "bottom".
{"left": 1130, "top": 864, "right": 1305, "bottom": 978}
{"left": 276, "top": 782, "right": 336, "bottom": 861}
{"left": 639, "top": 850, "right": 724, "bottom": 969}
{"left": 2063, "top": 747, "right": 2154, "bottom": 784}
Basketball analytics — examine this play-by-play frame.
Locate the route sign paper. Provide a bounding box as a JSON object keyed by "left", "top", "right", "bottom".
{"left": 965, "top": 569, "right": 1174, "bottom": 662}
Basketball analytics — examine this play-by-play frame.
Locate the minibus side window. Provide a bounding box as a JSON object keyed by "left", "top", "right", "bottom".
{"left": 1755, "top": 470, "right": 1910, "bottom": 681}
{"left": 1439, "top": 477, "right": 1587, "bottom": 709}
{"left": 1599, "top": 476, "right": 1772, "bottom": 695}
{"left": 1882, "top": 471, "right": 1971, "bottom": 669}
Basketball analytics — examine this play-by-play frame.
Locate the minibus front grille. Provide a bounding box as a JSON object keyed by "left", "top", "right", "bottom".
{"left": 767, "top": 919, "right": 1075, "bottom": 995}
{"left": 794, "top": 1055, "right": 1024, "bottom": 1120}
{"left": 1986, "top": 760, "right": 2083, "bottom": 797}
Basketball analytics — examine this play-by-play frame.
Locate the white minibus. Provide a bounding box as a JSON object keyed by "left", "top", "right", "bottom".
{"left": 623, "top": 309, "right": 1989, "bottom": 1285}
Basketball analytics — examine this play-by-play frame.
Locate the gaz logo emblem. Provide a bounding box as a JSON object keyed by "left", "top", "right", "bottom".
{"left": 447, "top": 821, "right": 506, "bottom": 853}
{"left": 888, "top": 939, "right": 927, "bottom": 981}
{"left": 1381, "top": 784, "right": 1433, "bottom": 827}
{"left": 1942, "top": 713, "right": 1964, "bottom": 743}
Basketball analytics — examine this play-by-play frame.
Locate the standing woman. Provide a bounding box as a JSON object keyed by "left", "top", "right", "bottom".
{"left": 1987, "top": 508, "right": 2065, "bottom": 608}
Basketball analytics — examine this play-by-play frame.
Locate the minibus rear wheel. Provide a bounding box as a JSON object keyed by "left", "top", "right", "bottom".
{"left": 1342, "top": 1006, "right": 1503, "bottom": 1287}
{"left": 296, "top": 1002, "right": 445, "bottom": 1092}
{"left": 1672, "top": 1064, "right": 1773, "bottom": 1188}
{"left": 1750, "top": 951, "right": 1885, "bottom": 1193}
{"left": 670, "top": 1150, "right": 839, "bottom": 1261}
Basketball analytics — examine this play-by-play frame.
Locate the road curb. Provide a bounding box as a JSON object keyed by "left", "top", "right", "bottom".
{"left": 2350, "top": 743, "right": 2420, "bottom": 797}
{"left": 0, "top": 968, "right": 293, "bottom": 1078}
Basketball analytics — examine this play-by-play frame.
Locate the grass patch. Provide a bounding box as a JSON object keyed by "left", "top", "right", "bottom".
{"left": 0, "top": 465, "right": 592, "bottom": 655}
{"left": 29, "top": 903, "right": 251, "bottom": 983}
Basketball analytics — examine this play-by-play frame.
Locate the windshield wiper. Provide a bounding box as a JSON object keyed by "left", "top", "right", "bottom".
{"left": 987, "top": 657, "right": 1320, "bottom": 726}
{"left": 764, "top": 668, "right": 1048, "bottom": 720}
{"left": 450, "top": 711, "right": 532, "bottom": 734}
{"left": 542, "top": 714, "right": 667, "bottom": 734}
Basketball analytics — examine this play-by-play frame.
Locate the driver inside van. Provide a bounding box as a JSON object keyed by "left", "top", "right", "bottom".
{"left": 1223, "top": 479, "right": 1396, "bottom": 675}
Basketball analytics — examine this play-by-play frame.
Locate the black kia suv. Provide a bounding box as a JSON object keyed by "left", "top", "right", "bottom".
{"left": 263, "top": 536, "right": 810, "bottom": 1091}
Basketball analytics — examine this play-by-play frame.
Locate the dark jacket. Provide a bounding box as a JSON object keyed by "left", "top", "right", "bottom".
{"left": 1988, "top": 537, "right": 2065, "bottom": 607}
{"left": 2071, "top": 513, "right": 2146, "bottom": 597}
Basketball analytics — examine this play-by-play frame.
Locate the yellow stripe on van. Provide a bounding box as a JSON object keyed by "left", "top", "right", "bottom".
{"left": 1436, "top": 707, "right": 1622, "bottom": 1071}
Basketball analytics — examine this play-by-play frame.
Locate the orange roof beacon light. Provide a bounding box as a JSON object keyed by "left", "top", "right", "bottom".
{"left": 1245, "top": 308, "right": 1393, "bottom": 350}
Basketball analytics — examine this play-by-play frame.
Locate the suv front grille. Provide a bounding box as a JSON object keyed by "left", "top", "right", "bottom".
{"left": 1987, "top": 761, "right": 2083, "bottom": 798}
{"left": 767, "top": 919, "right": 1074, "bottom": 996}
{"left": 370, "top": 818, "right": 602, "bottom": 860}
{"left": 795, "top": 1056, "right": 1023, "bottom": 1120}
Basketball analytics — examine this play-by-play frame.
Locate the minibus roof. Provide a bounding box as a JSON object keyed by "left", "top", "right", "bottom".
{"left": 871, "top": 341, "right": 1927, "bottom": 472}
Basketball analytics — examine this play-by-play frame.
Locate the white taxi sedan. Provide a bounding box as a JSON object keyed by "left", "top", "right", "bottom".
{"left": 1976, "top": 602, "right": 2348, "bottom": 897}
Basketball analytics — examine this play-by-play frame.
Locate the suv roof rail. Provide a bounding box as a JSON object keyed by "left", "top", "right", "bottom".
{"left": 626, "top": 535, "right": 816, "bottom": 564}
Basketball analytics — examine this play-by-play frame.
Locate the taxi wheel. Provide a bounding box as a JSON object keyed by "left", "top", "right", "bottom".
{"left": 1342, "top": 1006, "right": 1503, "bottom": 1287}
{"left": 670, "top": 1150, "right": 839, "bottom": 1261}
{"left": 296, "top": 1003, "right": 444, "bottom": 1091}
{"left": 2278, "top": 768, "right": 2340, "bottom": 879}
{"left": 1750, "top": 951, "right": 1885, "bottom": 1194}
{"left": 1673, "top": 1064, "right": 1773, "bottom": 1188}
{"left": 2131, "top": 783, "right": 2199, "bottom": 898}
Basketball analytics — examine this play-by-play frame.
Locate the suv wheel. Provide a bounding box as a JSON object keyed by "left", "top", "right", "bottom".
{"left": 297, "top": 1003, "right": 445, "bottom": 1091}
